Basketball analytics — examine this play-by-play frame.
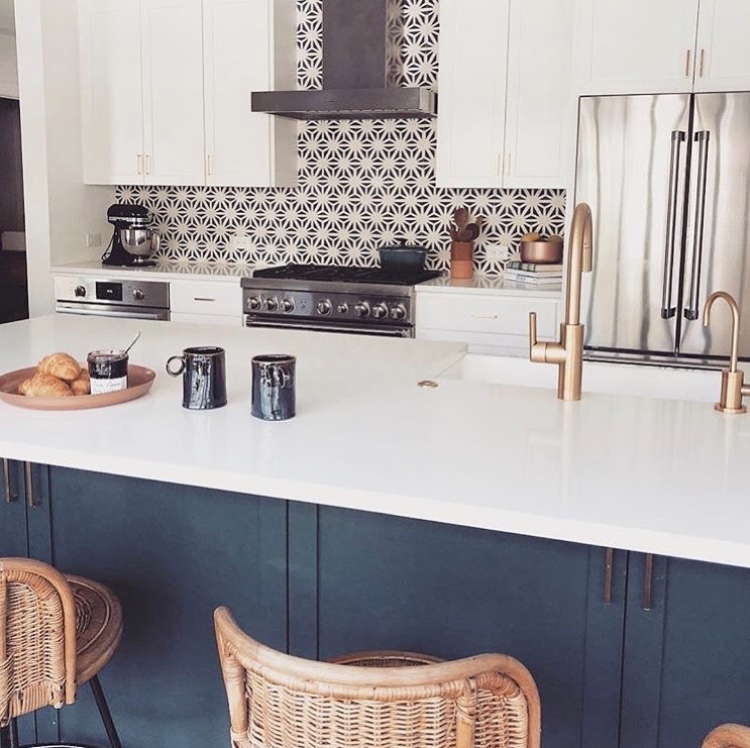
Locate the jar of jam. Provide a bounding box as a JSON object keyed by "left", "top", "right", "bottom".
{"left": 87, "top": 350, "right": 129, "bottom": 394}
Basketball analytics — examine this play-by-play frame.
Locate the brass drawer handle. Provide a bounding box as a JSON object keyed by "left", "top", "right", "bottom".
{"left": 642, "top": 553, "right": 654, "bottom": 610}
{"left": 24, "top": 462, "right": 40, "bottom": 508}
{"left": 3, "top": 458, "right": 17, "bottom": 503}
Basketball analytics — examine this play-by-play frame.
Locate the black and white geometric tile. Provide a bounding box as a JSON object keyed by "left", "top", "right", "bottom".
{"left": 116, "top": 0, "right": 566, "bottom": 275}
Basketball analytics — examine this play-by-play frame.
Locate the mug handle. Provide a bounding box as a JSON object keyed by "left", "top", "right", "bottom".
{"left": 166, "top": 355, "right": 186, "bottom": 377}
{"left": 273, "top": 365, "right": 292, "bottom": 389}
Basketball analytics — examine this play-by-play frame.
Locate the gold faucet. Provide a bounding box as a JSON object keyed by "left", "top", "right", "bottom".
{"left": 528, "top": 202, "right": 593, "bottom": 401}
{"left": 702, "top": 291, "right": 750, "bottom": 414}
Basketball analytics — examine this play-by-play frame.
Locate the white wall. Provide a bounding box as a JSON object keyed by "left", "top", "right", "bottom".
{"left": 0, "top": 30, "right": 17, "bottom": 98}
{"left": 15, "top": 0, "right": 113, "bottom": 316}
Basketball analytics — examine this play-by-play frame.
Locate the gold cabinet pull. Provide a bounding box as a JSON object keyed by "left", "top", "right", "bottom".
{"left": 145, "top": 154, "right": 151, "bottom": 175}
{"left": 137, "top": 154, "right": 142, "bottom": 175}
{"left": 603, "top": 547, "right": 614, "bottom": 603}
{"left": 3, "top": 458, "right": 16, "bottom": 503}
{"left": 207, "top": 154, "right": 213, "bottom": 176}
{"left": 642, "top": 553, "right": 654, "bottom": 610}
{"left": 685, "top": 49, "right": 692, "bottom": 77}
{"left": 24, "top": 462, "right": 39, "bottom": 508}
{"left": 699, "top": 48, "right": 705, "bottom": 77}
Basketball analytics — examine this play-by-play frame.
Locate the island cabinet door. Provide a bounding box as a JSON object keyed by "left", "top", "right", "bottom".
{"left": 41, "top": 466, "right": 288, "bottom": 748}
{"left": 307, "top": 506, "right": 628, "bottom": 748}
{"left": 619, "top": 553, "right": 750, "bottom": 748}
{"left": 0, "top": 458, "right": 27, "bottom": 557}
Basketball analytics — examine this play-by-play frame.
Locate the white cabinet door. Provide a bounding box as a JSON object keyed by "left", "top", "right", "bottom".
{"left": 574, "top": 0, "right": 699, "bottom": 95}
{"left": 204, "top": 0, "right": 267, "bottom": 187}
{"left": 140, "top": 0, "right": 205, "bottom": 185}
{"left": 435, "top": 0, "right": 510, "bottom": 188}
{"left": 503, "top": 0, "right": 574, "bottom": 188}
{"left": 79, "top": 0, "right": 144, "bottom": 185}
{"left": 694, "top": 0, "right": 750, "bottom": 92}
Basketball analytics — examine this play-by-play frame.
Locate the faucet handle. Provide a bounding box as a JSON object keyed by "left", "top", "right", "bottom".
{"left": 528, "top": 312, "right": 553, "bottom": 363}
{"left": 529, "top": 312, "right": 538, "bottom": 349}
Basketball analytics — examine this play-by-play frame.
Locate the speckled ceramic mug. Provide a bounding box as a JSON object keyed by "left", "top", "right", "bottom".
{"left": 251, "top": 354, "right": 296, "bottom": 421}
{"left": 166, "top": 346, "right": 227, "bottom": 410}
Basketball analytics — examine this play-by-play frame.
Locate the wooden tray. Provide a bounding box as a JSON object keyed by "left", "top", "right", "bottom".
{"left": 0, "top": 365, "right": 156, "bottom": 411}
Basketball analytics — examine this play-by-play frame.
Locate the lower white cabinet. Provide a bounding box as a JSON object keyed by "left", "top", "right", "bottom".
{"left": 416, "top": 289, "right": 559, "bottom": 355}
{"left": 169, "top": 279, "right": 242, "bottom": 326}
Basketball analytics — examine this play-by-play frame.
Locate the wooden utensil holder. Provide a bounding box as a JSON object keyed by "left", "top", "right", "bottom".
{"left": 450, "top": 241, "right": 474, "bottom": 279}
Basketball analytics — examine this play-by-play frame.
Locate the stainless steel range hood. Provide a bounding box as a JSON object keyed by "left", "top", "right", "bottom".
{"left": 251, "top": 0, "right": 436, "bottom": 121}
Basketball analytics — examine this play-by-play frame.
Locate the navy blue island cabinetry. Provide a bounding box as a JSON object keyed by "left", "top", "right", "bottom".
{"left": 2, "top": 462, "right": 750, "bottom": 748}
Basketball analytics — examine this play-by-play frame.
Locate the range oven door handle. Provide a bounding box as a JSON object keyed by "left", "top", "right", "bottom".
{"left": 56, "top": 302, "right": 169, "bottom": 321}
{"left": 683, "top": 129, "right": 711, "bottom": 321}
{"left": 244, "top": 316, "right": 412, "bottom": 338}
{"left": 661, "top": 130, "right": 686, "bottom": 319}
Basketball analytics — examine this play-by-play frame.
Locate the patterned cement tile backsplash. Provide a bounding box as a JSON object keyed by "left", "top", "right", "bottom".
{"left": 116, "top": 0, "right": 566, "bottom": 275}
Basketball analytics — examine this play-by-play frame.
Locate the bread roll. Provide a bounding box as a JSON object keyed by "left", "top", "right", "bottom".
{"left": 70, "top": 370, "right": 91, "bottom": 396}
{"left": 37, "top": 352, "right": 81, "bottom": 382}
{"left": 19, "top": 373, "right": 73, "bottom": 398}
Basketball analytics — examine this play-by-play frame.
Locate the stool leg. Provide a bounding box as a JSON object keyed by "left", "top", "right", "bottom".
{"left": 0, "top": 724, "right": 9, "bottom": 748}
{"left": 89, "top": 675, "right": 122, "bottom": 748}
{"left": 8, "top": 719, "right": 18, "bottom": 748}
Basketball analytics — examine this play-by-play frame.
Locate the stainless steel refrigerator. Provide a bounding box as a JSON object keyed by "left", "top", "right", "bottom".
{"left": 575, "top": 93, "right": 750, "bottom": 366}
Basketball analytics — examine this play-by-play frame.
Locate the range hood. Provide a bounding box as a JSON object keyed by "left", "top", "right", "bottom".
{"left": 251, "top": 0, "right": 436, "bottom": 121}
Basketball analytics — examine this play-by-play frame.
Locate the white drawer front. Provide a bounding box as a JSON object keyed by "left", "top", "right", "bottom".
{"left": 417, "top": 294, "right": 558, "bottom": 336}
{"left": 170, "top": 280, "right": 241, "bottom": 316}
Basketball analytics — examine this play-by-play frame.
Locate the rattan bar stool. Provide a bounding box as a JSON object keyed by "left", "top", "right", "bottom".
{"left": 703, "top": 724, "right": 750, "bottom": 748}
{"left": 0, "top": 558, "right": 123, "bottom": 748}
{"left": 214, "top": 606, "right": 541, "bottom": 748}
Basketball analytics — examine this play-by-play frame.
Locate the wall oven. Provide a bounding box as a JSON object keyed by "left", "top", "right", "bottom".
{"left": 54, "top": 277, "right": 170, "bottom": 321}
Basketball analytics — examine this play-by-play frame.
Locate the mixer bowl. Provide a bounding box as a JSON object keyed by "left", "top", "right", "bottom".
{"left": 121, "top": 228, "right": 157, "bottom": 258}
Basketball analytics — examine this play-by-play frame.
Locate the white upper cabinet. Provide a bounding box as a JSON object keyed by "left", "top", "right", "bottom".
{"left": 574, "top": 0, "right": 750, "bottom": 95}
{"left": 435, "top": 0, "right": 574, "bottom": 189}
{"left": 79, "top": 0, "right": 296, "bottom": 187}
{"left": 693, "top": 0, "right": 750, "bottom": 92}
{"left": 140, "top": 0, "right": 205, "bottom": 185}
{"left": 79, "top": 0, "right": 144, "bottom": 184}
{"left": 203, "top": 0, "right": 295, "bottom": 187}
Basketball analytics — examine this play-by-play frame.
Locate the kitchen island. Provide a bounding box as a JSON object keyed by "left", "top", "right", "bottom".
{"left": 2, "top": 315, "right": 750, "bottom": 748}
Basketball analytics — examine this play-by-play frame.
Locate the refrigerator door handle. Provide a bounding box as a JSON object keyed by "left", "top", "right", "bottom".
{"left": 684, "top": 130, "right": 711, "bottom": 320}
{"left": 661, "top": 130, "right": 686, "bottom": 319}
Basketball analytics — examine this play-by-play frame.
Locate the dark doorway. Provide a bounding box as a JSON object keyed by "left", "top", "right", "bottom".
{"left": 0, "top": 95, "right": 27, "bottom": 323}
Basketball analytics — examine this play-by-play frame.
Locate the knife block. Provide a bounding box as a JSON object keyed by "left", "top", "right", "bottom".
{"left": 450, "top": 241, "right": 474, "bottom": 279}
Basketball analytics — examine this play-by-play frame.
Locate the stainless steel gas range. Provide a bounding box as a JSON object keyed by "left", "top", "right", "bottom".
{"left": 241, "top": 265, "right": 442, "bottom": 337}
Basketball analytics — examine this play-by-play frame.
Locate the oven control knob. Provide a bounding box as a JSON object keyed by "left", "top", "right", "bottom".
{"left": 337, "top": 303, "right": 349, "bottom": 314}
{"left": 354, "top": 302, "right": 371, "bottom": 318}
{"left": 74, "top": 285, "right": 86, "bottom": 298}
{"left": 264, "top": 297, "right": 278, "bottom": 312}
{"left": 280, "top": 298, "right": 295, "bottom": 313}
{"left": 132, "top": 288, "right": 145, "bottom": 301}
{"left": 247, "top": 296, "right": 261, "bottom": 311}
{"left": 390, "top": 304, "right": 407, "bottom": 321}
{"left": 317, "top": 299, "right": 332, "bottom": 315}
{"left": 372, "top": 303, "right": 388, "bottom": 319}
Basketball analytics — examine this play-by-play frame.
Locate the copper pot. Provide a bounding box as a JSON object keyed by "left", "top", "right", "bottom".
{"left": 520, "top": 239, "right": 563, "bottom": 264}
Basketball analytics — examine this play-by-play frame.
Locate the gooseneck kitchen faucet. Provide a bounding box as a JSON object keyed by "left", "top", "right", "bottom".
{"left": 528, "top": 202, "right": 593, "bottom": 401}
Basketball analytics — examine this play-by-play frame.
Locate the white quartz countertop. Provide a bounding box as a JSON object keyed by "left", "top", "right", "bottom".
{"left": 418, "top": 274, "right": 561, "bottom": 297}
{"left": 51, "top": 259, "right": 269, "bottom": 283}
{"left": 1, "top": 316, "right": 750, "bottom": 569}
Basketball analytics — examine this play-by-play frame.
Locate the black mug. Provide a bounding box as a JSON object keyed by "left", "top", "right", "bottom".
{"left": 251, "top": 354, "right": 296, "bottom": 421}
{"left": 166, "top": 346, "right": 227, "bottom": 410}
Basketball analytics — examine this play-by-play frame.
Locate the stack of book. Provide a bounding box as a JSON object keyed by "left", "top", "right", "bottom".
{"left": 504, "top": 260, "right": 562, "bottom": 286}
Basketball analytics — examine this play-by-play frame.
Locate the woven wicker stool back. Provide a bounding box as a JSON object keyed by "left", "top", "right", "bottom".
{"left": 0, "top": 557, "right": 123, "bottom": 748}
{"left": 214, "top": 606, "right": 541, "bottom": 748}
{"left": 703, "top": 724, "right": 750, "bottom": 748}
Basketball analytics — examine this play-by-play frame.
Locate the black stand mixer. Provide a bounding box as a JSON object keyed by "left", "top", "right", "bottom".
{"left": 102, "top": 204, "right": 160, "bottom": 267}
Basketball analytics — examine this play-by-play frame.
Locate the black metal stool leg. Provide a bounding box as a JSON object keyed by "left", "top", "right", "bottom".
{"left": 8, "top": 719, "right": 18, "bottom": 748}
{"left": 0, "top": 723, "right": 10, "bottom": 748}
{"left": 88, "top": 676, "right": 122, "bottom": 748}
